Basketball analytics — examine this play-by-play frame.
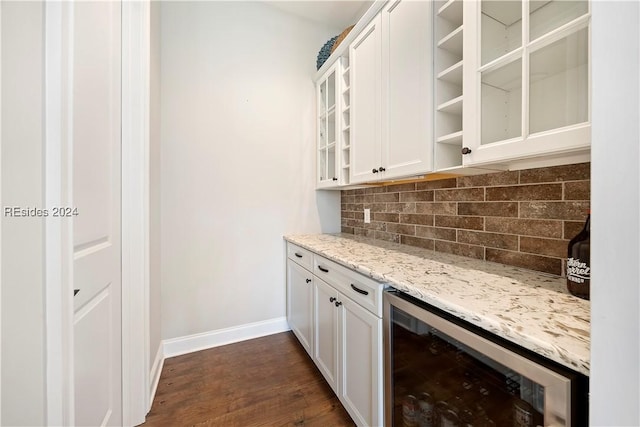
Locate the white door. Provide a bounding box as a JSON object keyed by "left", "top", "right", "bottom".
{"left": 314, "top": 278, "right": 339, "bottom": 393}
{"left": 350, "top": 15, "right": 382, "bottom": 184}
{"left": 286, "top": 260, "right": 314, "bottom": 357}
{"left": 381, "top": 0, "right": 433, "bottom": 179}
{"left": 71, "top": 2, "right": 122, "bottom": 426}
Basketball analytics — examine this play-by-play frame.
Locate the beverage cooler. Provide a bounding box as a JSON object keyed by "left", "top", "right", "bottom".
{"left": 384, "top": 290, "right": 588, "bottom": 427}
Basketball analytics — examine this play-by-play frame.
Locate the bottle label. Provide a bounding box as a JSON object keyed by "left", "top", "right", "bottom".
{"left": 567, "top": 257, "right": 590, "bottom": 283}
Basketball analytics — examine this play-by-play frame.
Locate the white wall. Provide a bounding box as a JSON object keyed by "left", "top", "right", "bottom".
{"left": 0, "top": 2, "right": 46, "bottom": 425}
{"left": 149, "top": 0, "right": 162, "bottom": 370}
{"left": 590, "top": 1, "right": 640, "bottom": 425}
{"left": 160, "top": 2, "right": 341, "bottom": 340}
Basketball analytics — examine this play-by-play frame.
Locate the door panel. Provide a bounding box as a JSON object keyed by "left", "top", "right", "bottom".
{"left": 287, "top": 260, "right": 314, "bottom": 357}
{"left": 71, "top": 2, "right": 122, "bottom": 426}
{"left": 314, "top": 278, "right": 339, "bottom": 393}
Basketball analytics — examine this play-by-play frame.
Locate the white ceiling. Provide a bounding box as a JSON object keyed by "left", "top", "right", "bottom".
{"left": 266, "top": 1, "right": 373, "bottom": 31}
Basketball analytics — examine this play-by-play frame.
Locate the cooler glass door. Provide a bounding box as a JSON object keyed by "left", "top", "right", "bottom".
{"left": 384, "top": 291, "right": 572, "bottom": 427}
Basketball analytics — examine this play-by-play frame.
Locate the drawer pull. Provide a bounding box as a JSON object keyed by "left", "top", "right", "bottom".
{"left": 294, "top": 252, "right": 303, "bottom": 258}
{"left": 306, "top": 278, "right": 311, "bottom": 283}
{"left": 330, "top": 297, "right": 336, "bottom": 303}
{"left": 318, "top": 266, "right": 329, "bottom": 273}
{"left": 350, "top": 284, "right": 369, "bottom": 296}
{"left": 335, "top": 301, "right": 342, "bottom": 307}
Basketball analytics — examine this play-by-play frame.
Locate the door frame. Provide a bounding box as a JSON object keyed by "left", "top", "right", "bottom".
{"left": 43, "top": 2, "right": 151, "bottom": 426}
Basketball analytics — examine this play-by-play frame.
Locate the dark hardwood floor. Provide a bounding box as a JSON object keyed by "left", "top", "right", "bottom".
{"left": 142, "top": 331, "right": 356, "bottom": 426}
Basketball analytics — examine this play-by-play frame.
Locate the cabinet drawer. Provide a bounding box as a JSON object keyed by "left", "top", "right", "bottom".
{"left": 314, "top": 255, "right": 384, "bottom": 317}
{"left": 287, "top": 243, "right": 314, "bottom": 271}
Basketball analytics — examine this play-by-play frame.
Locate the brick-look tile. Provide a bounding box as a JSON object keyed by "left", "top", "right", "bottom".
{"left": 401, "top": 235, "right": 435, "bottom": 250}
{"left": 354, "top": 188, "right": 367, "bottom": 195}
{"left": 344, "top": 218, "right": 362, "bottom": 228}
{"left": 370, "top": 203, "right": 388, "bottom": 213}
{"left": 519, "top": 201, "right": 590, "bottom": 220}
{"left": 435, "top": 188, "right": 485, "bottom": 202}
{"left": 386, "top": 223, "right": 417, "bottom": 236}
{"left": 342, "top": 189, "right": 356, "bottom": 197}
{"left": 363, "top": 221, "right": 387, "bottom": 231}
{"left": 435, "top": 241, "right": 484, "bottom": 260}
{"left": 457, "top": 170, "right": 519, "bottom": 187}
{"left": 385, "top": 183, "right": 416, "bottom": 193}
{"left": 564, "top": 221, "right": 586, "bottom": 239}
{"left": 387, "top": 203, "right": 417, "bottom": 213}
{"left": 416, "top": 202, "right": 457, "bottom": 215}
{"left": 564, "top": 181, "right": 590, "bottom": 200}
{"left": 374, "top": 192, "right": 400, "bottom": 203}
{"left": 341, "top": 226, "right": 354, "bottom": 234}
{"left": 342, "top": 194, "right": 355, "bottom": 204}
{"left": 399, "top": 214, "right": 434, "bottom": 226}
{"left": 375, "top": 231, "right": 400, "bottom": 243}
{"left": 486, "top": 249, "right": 562, "bottom": 275}
{"left": 486, "top": 184, "right": 562, "bottom": 201}
{"left": 485, "top": 217, "right": 562, "bottom": 238}
{"left": 457, "top": 202, "right": 518, "bottom": 217}
{"left": 434, "top": 215, "right": 484, "bottom": 230}
{"left": 520, "top": 237, "right": 568, "bottom": 258}
{"left": 519, "top": 162, "right": 590, "bottom": 183}
{"left": 373, "top": 212, "right": 399, "bottom": 223}
{"left": 354, "top": 211, "right": 364, "bottom": 220}
{"left": 354, "top": 194, "right": 374, "bottom": 204}
{"left": 416, "top": 178, "right": 457, "bottom": 190}
{"left": 366, "top": 186, "right": 388, "bottom": 194}
{"left": 415, "top": 226, "right": 456, "bottom": 241}
{"left": 457, "top": 230, "right": 519, "bottom": 251}
{"left": 400, "top": 191, "right": 434, "bottom": 202}
{"left": 342, "top": 203, "right": 357, "bottom": 212}
{"left": 354, "top": 228, "right": 375, "bottom": 238}
{"left": 342, "top": 211, "right": 355, "bottom": 219}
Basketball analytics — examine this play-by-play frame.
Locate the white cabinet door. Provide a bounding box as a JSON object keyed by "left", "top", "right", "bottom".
{"left": 317, "top": 63, "right": 342, "bottom": 188}
{"left": 381, "top": 0, "right": 433, "bottom": 179}
{"left": 462, "top": 0, "right": 591, "bottom": 167}
{"left": 286, "top": 260, "right": 314, "bottom": 358}
{"left": 314, "top": 277, "right": 340, "bottom": 393}
{"left": 350, "top": 15, "right": 382, "bottom": 184}
{"left": 339, "top": 296, "right": 383, "bottom": 427}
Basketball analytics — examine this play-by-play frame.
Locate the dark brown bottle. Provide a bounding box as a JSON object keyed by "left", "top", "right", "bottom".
{"left": 567, "top": 214, "right": 590, "bottom": 299}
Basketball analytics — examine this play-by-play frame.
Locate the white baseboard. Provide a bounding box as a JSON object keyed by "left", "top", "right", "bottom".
{"left": 162, "top": 317, "right": 290, "bottom": 359}
{"left": 148, "top": 343, "right": 164, "bottom": 411}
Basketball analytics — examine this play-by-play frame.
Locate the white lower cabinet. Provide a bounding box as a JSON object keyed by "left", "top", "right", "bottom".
{"left": 340, "top": 295, "right": 383, "bottom": 427}
{"left": 286, "top": 248, "right": 314, "bottom": 358}
{"left": 287, "top": 242, "right": 384, "bottom": 427}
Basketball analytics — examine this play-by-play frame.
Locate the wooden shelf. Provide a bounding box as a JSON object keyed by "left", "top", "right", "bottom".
{"left": 437, "top": 25, "right": 463, "bottom": 57}
{"left": 437, "top": 95, "right": 463, "bottom": 115}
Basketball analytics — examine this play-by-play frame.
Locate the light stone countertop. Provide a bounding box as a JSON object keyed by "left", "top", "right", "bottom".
{"left": 284, "top": 233, "right": 590, "bottom": 376}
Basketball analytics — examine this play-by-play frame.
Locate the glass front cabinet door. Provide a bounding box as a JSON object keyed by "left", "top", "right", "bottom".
{"left": 317, "top": 62, "right": 341, "bottom": 188}
{"left": 462, "top": 0, "right": 590, "bottom": 167}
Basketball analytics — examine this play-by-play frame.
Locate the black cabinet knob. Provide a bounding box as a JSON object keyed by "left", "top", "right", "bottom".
{"left": 332, "top": 177, "right": 338, "bottom": 181}
{"left": 334, "top": 301, "right": 343, "bottom": 307}
{"left": 461, "top": 147, "right": 472, "bottom": 155}
{"left": 372, "top": 168, "right": 379, "bottom": 173}
{"left": 306, "top": 278, "right": 311, "bottom": 283}
{"left": 329, "top": 297, "right": 336, "bottom": 303}
{"left": 379, "top": 166, "right": 386, "bottom": 172}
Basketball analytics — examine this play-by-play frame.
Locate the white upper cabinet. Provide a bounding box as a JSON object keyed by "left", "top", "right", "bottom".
{"left": 316, "top": 62, "right": 342, "bottom": 188}
{"left": 461, "top": 0, "right": 591, "bottom": 167}
{"left": 350, "top": 0, "right": 433, "bottom": 185}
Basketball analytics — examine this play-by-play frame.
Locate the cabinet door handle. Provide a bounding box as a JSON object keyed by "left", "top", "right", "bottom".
{"left": 350, "top": 283, "right": 369, "bottom": 296}
{"left": 329, "top": 297, "right": 336, "bottom": 303}
{"left": 461, "top": 147, "right": 472, "bottom": 155}
{"left": 335, "top": 301, "right": 342, "bottom": 307}
{"left": 294, "top": 252, "right": 303, "bottom": 258}
{"left": 379, "top": 166, "right": 386, "bottom": 172}
{"left": 372, "top": 168, "right": 379, "bottom": 173}
{"left": 306, "top": 278, "right": 311, "bottom": 283}
{"left": 318, "top": 266, "right": 329, "bottom": 273}
{"left": 332, "top": 177, "right": 338, "bottom": 181}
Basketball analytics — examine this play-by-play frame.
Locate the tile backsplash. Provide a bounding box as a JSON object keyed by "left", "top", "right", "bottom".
{"left": 340, "top": 163, "right": 590, "bottom": 276}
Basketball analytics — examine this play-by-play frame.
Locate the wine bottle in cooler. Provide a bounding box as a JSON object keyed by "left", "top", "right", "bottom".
{"left": 566, "top": 213, "right": 590, "bottom": 300}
